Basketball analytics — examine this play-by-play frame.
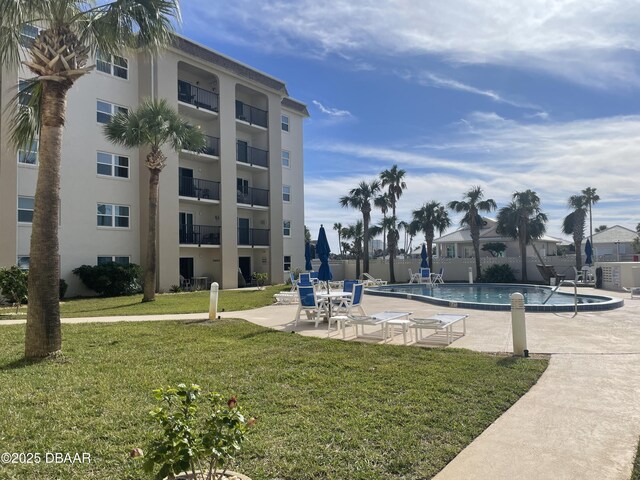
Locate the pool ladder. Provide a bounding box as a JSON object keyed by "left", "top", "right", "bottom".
{"left": 542, "top": 280, "right": 578, "bottom": 317}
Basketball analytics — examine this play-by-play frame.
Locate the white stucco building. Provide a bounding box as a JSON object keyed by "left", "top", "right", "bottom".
{"left": 0, "top": 34, "right": 308, "bottom": 295}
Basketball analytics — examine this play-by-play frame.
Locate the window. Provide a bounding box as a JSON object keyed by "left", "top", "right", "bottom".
{"left": 17, "top": 256, "right": 30, "bottom": 270}
{"left": 283, "top": 220, "right": 291, "bottom": 237}
{"left": 18, "top": 80, "right": 33, "bottom": 107}
{"left": 281, "top": 150, "right": 290, "bottom": 168}
{"left": 18, "top": 139, "right": 38, "bottom": 165}
{"left": 19, "top": 24, "right": 38, "bottom": 47}
{"left": 18, "top": 196, "right": 35, "bottom": 223}
{"left": 283, "top": 255, "right": 292, "bottom": 271}
{"left": 282, "top": 185, "right": 291, "bottom": 202}
{"left": 97, "top": 203, "right": 129, "bottom": 228}
{"left": 97, "top": 100, "right": 128, "bottom": 124}
{"left": 96, "top": 51, "right": 128, "bottom": 79}
{"left": 446, "top": 245, "right": 455, "bottom": 258}
{"left": 281, "top": 114, "right": 289, "bottom": 132}
{"left": 97, "top": 152, "right": 129, "bottom": 178}
{"left": 97, "top": 256, "right": 130, "bottom": 265}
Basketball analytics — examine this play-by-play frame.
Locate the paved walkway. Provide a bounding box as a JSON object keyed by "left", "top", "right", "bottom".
{"left": 4, "top": 288, "right": 640, "bottom": 479}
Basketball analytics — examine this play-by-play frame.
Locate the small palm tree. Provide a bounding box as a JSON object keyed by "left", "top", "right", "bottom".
{"left": 448, "top": 186, "right": 497, "bottom": 280}
{"left": 333, "top": 223, "right": 343, "bottom": 257}
{"left": 562, "top": 194, "right": 588, "bottom": 271}
{"left": 104, "top": 98, "right": 204, "bottom": 302}
{"left": 339, "top": 180, "right": 381, "bottom": 274}
{"left": 496, "top": 190, "right": 548, "bottom": 282}
{"left": 1, "top": 0, "right": 179, "bottom": 358}
{"left": 374, "top": 192, "right": 391, "bottom": 254}
{"left": 379, "top": 165, "right": 407, "bottom": 283}
{"left": 582, "top": 187, "right": 600, "bottom": 244}
{"left": 411, "top": 201, "right": 451, "bottom": 269}
{"left": 342, "top": 221, "right": 364, "bottom": 279}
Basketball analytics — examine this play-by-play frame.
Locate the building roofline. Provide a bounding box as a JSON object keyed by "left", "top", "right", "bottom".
{"left": 282, "top": 97, "right": 310, "bottom": 117}
{"left": 170, "top": 34, "right": 289, "bottom": 96}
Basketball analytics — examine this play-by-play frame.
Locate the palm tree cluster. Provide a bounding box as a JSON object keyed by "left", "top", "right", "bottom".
{"left": 339, "top": 175, "right": 602, "bottom": 284}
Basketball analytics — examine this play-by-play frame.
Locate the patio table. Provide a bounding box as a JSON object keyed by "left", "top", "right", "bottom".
{"left": 317, "top": 291, "right": 351, "bottom": 319}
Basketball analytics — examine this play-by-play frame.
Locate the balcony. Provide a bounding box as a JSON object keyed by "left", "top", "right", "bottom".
{"left": 236, "top": 142, "right": 268, "bottom": 168}
{"left": 237, "top": 187, "right": 269, "bottom": 208}
{"left": 238, "top": 228, "right": 270, "bottom": 246}
{"left": 179, "top": 224, "right": 220, "bottom": 246}
{"left": 179, "top": 176, "right": 220, "bottom": 201}
{"left": 178, "top": 80, "right": 219, "bottom": 113}
{"left": 235, "top": 100, "right": 268, "bottom": 128}
{"left": 183, "top": 134, "right": 219, "bottom": 158}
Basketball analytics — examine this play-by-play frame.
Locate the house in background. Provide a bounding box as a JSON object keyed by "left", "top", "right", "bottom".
{"left": 434, "top": 218, "right": 563, "bottom": 259}
{"left": 591, "top": 225, "right": 639, "bottom": 261}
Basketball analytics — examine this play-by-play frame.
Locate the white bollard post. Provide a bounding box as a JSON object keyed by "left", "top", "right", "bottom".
{"left": 209, "top": 282, "right": 219, "bottom": 320}
{"left": 468, "top": 267, "right": 473, "bottom": 284}
{"left": 510, "top": 292, "right": 528, "bottom": 356}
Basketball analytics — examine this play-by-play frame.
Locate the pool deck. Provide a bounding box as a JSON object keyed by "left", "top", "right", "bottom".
{"left": 3, "top": 286, "right": 640, "bottom": 479}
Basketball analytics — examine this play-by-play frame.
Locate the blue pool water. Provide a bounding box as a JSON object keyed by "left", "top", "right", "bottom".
{"left": 366, "top": 283, "right": 623, "bottom": 312}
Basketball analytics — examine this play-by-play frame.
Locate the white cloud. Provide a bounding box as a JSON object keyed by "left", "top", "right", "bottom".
{"left": 185, "top": 0, "right": 640, "bottom": 87}
{"left": 312, "top": 100, "right": 353, "bottom": 118}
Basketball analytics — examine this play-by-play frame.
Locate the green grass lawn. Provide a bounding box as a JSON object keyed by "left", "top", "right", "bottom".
{"left": 0, "top": 284, "right": 288, "bottom": 319}
{"left": 0, "top": 320, "right": 547, "bottom": 479}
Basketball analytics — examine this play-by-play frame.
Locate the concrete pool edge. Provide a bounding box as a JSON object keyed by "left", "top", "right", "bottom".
{"left": 365, "top": 283, "right": 624, "bottom": 312}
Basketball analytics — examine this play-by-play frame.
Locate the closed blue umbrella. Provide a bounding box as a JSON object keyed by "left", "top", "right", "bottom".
{"left": 420, "top": 243, "right": 429, "bottom": 269}
{"left": 316, "top": 225, "right": 333, "bottom": 292}
{"left": 305, "top": 242, "right": 313, "bottom": 271}
{"left": 585, "top": 238, "right": 593, "bottom": 265}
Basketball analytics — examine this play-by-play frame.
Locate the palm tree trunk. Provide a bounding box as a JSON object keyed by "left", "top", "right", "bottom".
{"left": 363, "top": 212, "right": 370, "bottom": 274}
{"left": 520, "top": 235, "right": 528, "bottom": 282}
{"left": 575, "top": 240, "right": 583, "bottom": 270}
{"left": 471, "top": 228, "right": 481, "bottom": 280}
{"left": 426, "top": 231, "right": 435, "bottom": 270}
{"left": 355, "top": 254, "right": 361, "bottom": 279}
{"left": 143, "top": 168, "right": 160, "bottom": 302}
{"left": 24, "top": 82, "right": 70, "bottom": 358}
{"left": 387, "top": 230, "right": 396, "bottom": 283}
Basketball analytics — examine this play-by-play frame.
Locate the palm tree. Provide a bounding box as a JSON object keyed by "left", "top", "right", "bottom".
{"left": 333, "top": 223, "right": 344, "bottom": 257}
{"left": 379, "top": 165, "right": 407, "bottom": 283}
{"left": 496, "top": 190, "right": 548, "bottom": 282}
{"left": 582, "top": 187, "right": 600, "bottom": 245}
{"left": 1, "top": 1, "right": 179, "bottom": 358}
{"left": 104, "top": 98, "right": 204, "bottom": 302}
{"left": 411, "top": 201, "right": 451, "bottom": 270}
{"left": 342, "top": 221, "right": 364, "bottom": 279}
{"left": 374, "top": 192, "right": 391, "bottom": 254}
{"left": 397, "top": 220, "right": 410, "bottom": 254}
{"left": 562, "top": 194, "right": 588, "bottom": 271}
{"left": 448, "top": 186, "right": 497, "bottom": 280}
{"left": 595, "top": 225, "right": 608, "bottom": 233}
{"left": 339, "top": 180, "right": 381, "bottom": 274}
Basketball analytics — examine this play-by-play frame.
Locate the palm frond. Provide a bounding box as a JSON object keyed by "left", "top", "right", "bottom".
{"left": 5, "top": 78, "right": 42, "bottom": 152}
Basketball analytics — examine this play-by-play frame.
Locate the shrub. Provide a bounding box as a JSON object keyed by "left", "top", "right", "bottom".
{"left": 73, "top": 262, "right": 142, "bottom": 297}
{"left": 59, "top": 278, "right": 68, "bottom": 300}
{"left": 481, "top": 264, "right": 517, "bottom": 283}
{"left": 252, "top": 272, "right": 269, "bottom": 289}
{"left": 169, "top": 284, "right": 183, "bottom": 293}
{"left": 0, "top": 266, "right": 28, "bottom": 311}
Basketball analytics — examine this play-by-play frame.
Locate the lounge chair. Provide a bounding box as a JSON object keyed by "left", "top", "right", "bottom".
{"left": 294, "top": 285, "right": 327, "bottom": 327}
{"left": 362, "top": 272, "right": 387, "bottom": 286}
{"left": 289, "top": 271, "right": 298, "bottom": 292}
{"left": 410, "top": 313, "right": 468, "bottom": 345}
{"left": 419, "top": 267, "right": 432, "bottom": 285}
{"left": 408, "top": 269, "right": 420, "bottom": 283}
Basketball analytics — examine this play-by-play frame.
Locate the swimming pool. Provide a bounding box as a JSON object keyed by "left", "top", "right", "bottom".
{"left": 366, "top": 283, "right": 623, "bottom": 312}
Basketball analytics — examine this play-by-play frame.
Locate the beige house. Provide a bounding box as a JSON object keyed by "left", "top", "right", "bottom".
{"left": 0, "top": 33, "right": 308, "bottom": 295}
{"left": 434, "top": 218, "right": 562, "bottom": 259}
{"left": 591, "top": 225, "right": 639, "bottom": 261}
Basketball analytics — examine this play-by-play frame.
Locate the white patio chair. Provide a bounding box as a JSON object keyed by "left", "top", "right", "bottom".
{"left": 362, "top": 272, "right": 387, "bottom": 286}
{"left": 294, "top": 285, "right": 327, "bottom": 327}
{"left": 408, "top": 269, "right": 420, "bottom": 283}
{"left": 430, "top": 268, "right": 444, "bottom": 284}
{"left": 419, "top": 267, "right": 433, "bottom": 285}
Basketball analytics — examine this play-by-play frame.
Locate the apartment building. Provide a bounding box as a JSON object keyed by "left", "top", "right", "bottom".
{"left": 0, "top": 34, "right": 308, "bottom": 296}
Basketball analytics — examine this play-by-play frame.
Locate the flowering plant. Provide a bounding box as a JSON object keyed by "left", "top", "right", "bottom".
{"left": 139, "top": 383, "right": 254, "bottom": 480}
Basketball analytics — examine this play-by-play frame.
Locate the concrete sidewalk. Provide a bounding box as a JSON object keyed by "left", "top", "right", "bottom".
{"left": 3, "top": 291, "right": 640, "bottom": 479}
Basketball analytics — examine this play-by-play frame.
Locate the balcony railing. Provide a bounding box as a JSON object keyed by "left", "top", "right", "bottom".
{"left": 179, "top": 224, "right": 220, "bottom": 246}
{"left": 179, "top": 176, "right": 220, "bottom": 201}
{"left": 237, "top": 186, "right": 269, "bottom": 207}
{"left": 238, "top": 228, "right": 270, "bottom": 246}
{"left": 236, "top": 142, "right": 268, "bottom": 168}
{"left": 235, "top": 100, "right": 268, "bottom": 128}
{"left": 184, "top": 134, "right": 219, "bottom": 157}
{"left": 178, "top": 80, "right": 219, "bottom": 113}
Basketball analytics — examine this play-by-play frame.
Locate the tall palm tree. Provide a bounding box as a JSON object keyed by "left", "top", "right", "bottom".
{"left": 496, "top": 190, "right": 548, "bottom": 282}
{"left": 374, "top": 192, "right": 391, "bottom": 254}
{"left": 339, "top": 180, "right": 381, "bottom": 274}
{"left": 342, "top": 221, "right": 364, "bottom": 279}
{"left": 448, "top": 186, "right": 497, "bottom": 280}
{"left": 1, "top": 0, "right": 179, "bottom": 358}
{"left": 104, "top": 98, "right": 204, "bottom": 302}
{"left": 582, "top": 187, "right": 600, "bottom": 245}
{"left": 333, "top": 223, "right": 344, "bottom": 257}
{"left": 411, "top": 201, "right": 451, "bottom": 270}
{"left": 397, "top": 220, "right": 410, "bottom": 254}
{"left": 379, "top": 165, "right": 407, "bottom": 283}
{"left": 562, "top": 194, "right": 588, "bottom": 271}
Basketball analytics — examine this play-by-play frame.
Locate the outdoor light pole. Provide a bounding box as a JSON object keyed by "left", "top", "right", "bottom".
{"left": 615, "top": 240, "right": 620, "bottom": 262}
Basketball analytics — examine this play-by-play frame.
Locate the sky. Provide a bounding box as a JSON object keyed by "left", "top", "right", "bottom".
{"left": 179, "top": 1, "right": 640, "bottom": 251}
